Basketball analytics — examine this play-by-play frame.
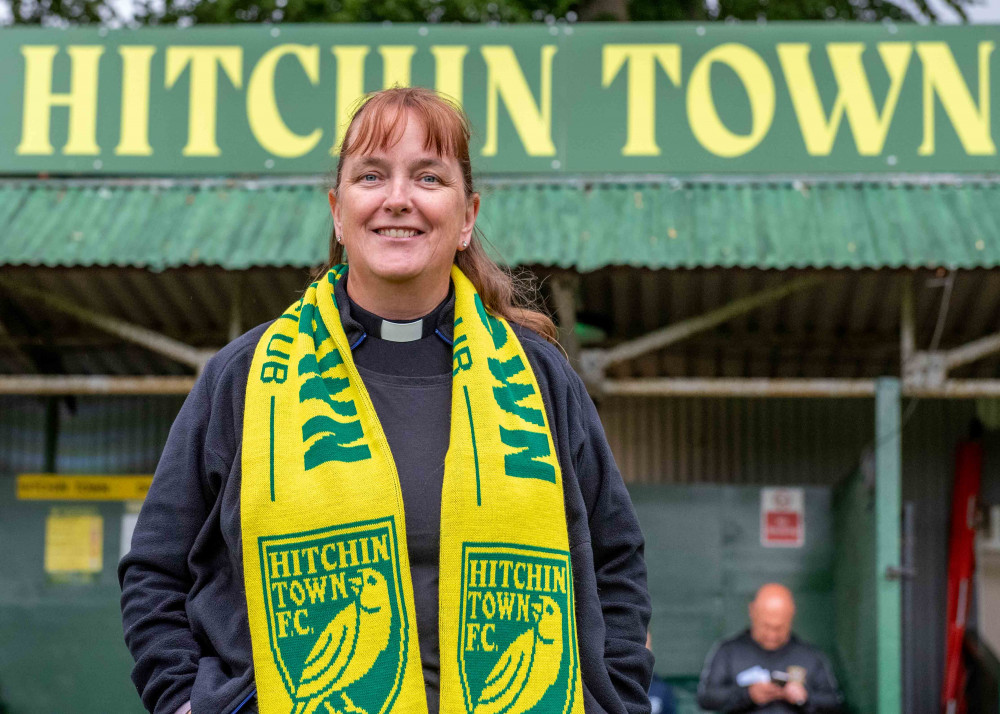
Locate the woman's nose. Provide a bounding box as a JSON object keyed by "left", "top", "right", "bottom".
{"left": 382, "top": 177, "right": 412, "bottom": 214}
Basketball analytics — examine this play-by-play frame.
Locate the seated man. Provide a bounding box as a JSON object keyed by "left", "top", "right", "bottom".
{"left": 697, "top": 584, "right": 842, "bottom": 712}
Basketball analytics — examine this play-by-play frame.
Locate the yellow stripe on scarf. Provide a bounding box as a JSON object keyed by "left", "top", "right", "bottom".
{"left": 242, "top": 265, "right": 583, "bottom": 714}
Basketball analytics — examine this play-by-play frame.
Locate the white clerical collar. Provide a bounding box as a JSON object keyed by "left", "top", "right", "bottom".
{"left": 379, "top": 318, "right": 424, "bottom": 343}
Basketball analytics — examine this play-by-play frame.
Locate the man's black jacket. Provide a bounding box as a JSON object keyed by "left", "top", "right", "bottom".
{"left": 697, "top": 630, "right": 842, "bottom": 713}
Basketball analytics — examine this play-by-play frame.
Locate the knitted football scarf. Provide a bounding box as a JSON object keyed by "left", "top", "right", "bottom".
{"left": 242, "top": 265, "right": 584, "bottom": 714}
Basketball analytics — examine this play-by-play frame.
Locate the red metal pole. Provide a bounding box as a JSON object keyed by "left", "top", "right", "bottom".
{"left": 942, "top": 440, "right": 982, "bottom": 714}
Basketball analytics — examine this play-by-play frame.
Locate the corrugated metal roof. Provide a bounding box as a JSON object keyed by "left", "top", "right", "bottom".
{"left": 0, "top": 183, "right": 331, "bottom": 271}
{"left": 2, "top": 180, "right": 999, "bottom": 271}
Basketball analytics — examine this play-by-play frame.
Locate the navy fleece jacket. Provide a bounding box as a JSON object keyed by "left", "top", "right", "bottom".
{"left": 119, "top": 297, "right": 653, "bottom": 714}
{"left": 697, "top": 631, "right": 842, "bottom": 713}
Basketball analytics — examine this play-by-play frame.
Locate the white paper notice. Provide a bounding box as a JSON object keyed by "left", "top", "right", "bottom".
{"left": 120, "top": 503, "right": 141, "bottom": 561}
{"left": 761, "top": 487, "right": 805, "bottom": 547}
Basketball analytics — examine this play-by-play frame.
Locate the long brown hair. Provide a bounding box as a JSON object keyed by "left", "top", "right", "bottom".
{"left": 312, "top": 87, "right": 557, "bottom": 343}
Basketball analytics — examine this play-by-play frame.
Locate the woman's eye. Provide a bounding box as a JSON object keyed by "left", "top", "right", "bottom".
{"left": 420, "top": 175, "right": 439, "bottom": 184}
{"left": 361, "top": 173, "right": 378, "bottom": 182}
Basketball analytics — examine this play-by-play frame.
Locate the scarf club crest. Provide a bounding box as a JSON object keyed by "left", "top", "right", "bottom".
{"left": 258, "top": 517, "right": 408, "bottom": 714}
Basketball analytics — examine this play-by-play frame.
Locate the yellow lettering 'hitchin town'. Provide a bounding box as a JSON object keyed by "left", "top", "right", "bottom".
{"left": 777, "top": 42, "right": 912, "bottom": 156}
{"left": 18, "top": 45, "right": 103, "bottom": 156}
{"left": 247, "top": 44, "right": 322, "bottom": 158}
{"left": 15, "top": 40, "right": 996, "bottom": 161}
{"left": 265, "top": 535, "right": 390, "bottom": 639}
{"left": 600, "top": 40, "right": 995, "bottom": 159}
{"left": 462, "top": 558, "right": 568, "bottom": 653}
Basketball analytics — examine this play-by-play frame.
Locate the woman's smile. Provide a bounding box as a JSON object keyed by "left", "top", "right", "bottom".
{"left": 372, "top": 227, "right": 425, "bottom": 238}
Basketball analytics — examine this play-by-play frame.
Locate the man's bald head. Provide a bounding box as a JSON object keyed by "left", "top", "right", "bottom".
{"left": 749, "top": 583, "right": 796, "bottom": 651}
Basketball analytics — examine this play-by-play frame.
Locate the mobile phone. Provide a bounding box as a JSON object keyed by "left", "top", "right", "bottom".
{"left": 770, "top": 670, "right": 790, "bottom": 687}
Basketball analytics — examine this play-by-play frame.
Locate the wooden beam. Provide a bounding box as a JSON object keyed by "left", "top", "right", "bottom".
{"left": 0, "top": 375, "right": 195, "bottom": 395}
{"left": 602, "top": 378, "right": 877, "bottom": 398}
{"left": 906, "top": 380, "right": 1000, "bottom": 398}
{"left": 549, "top": 274, "right": 581, "bottom": 368}
{"left": 5, "top": 374, "right": 1000, "bottom": 398}
{"left": 900, "top": 275, "right": 915, "bottom": 372}
{"left": 600, "top": 377, "right": 1000, "bottom": 399}
{"left": 587, "top": 275, "right": 824, "bottom": 371}
{"left": 944, "top": 331, "right": 1000, "bottom": 371}
{"left": 228, "top": 274, "right": 243, "bottom": 342}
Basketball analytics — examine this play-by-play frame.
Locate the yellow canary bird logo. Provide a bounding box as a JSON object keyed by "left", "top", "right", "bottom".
{"left": 473, "top": 596, "right": 564, "bottom": 714}
{"left": 290, "top": 568, "right": 393, "bottom": 714}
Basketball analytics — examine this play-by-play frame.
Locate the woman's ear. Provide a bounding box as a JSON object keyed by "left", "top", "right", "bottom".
{"left": 459, "top": 192, "right": 481, "bottom": 249}
{"left": 328, "top": 188, "right": 341, "bottom": 238}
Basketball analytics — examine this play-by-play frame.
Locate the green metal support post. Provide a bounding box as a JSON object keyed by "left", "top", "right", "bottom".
{"left": 876, "top": 377, "right": 902, "bottom": 713}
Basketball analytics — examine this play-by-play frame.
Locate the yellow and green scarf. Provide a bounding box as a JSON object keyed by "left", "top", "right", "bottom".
{"left": 242, "top": 265, "right": 584, "bottom": 714}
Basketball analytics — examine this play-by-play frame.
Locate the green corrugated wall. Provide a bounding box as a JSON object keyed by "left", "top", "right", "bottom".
{"left": 833, "top": 470, "right": 878, "bottom": 714}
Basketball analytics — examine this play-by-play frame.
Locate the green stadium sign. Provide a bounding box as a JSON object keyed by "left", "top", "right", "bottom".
{"left": 1, "top": 24, "right": 996, "bottom": 175}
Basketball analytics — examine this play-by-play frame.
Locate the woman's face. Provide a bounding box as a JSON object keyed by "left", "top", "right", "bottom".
{"left": 329, "top": 112, "right": 479, "bottom": 313}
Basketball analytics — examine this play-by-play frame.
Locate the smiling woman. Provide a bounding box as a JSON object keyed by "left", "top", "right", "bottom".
{"left": 119, "top": 87, "right": 653, "bottom": 714}
{"left": 317, "top": 87, "right": 558, "bottom": 338}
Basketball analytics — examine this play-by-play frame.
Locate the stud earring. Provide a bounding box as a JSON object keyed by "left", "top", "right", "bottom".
{"left": 461, "top": 240, "right": 469, "bottom": 248}
{"left": 336, "top": 234, "right": 343, "bottom": 244}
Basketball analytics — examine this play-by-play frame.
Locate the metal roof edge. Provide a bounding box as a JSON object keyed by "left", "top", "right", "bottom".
{"left": 3, "top": 172, "right": 1000, "bottom": 190}
{"left": 0, "top": 175, "right": 330, "bottom": 190}
{"left": 478, "top": 172, "right": 1000, "bottom": 187}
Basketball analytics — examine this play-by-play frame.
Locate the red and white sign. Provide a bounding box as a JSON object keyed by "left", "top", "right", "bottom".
{"left": 761, "top": 488, "right": 805, "bottom": 547}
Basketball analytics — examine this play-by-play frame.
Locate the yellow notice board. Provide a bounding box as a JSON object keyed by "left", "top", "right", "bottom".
{"left": 17, "top": 474, "right": 153, "bottom": 501}
{"left": 45, "top": 508, "right": 103, "bottom": 574}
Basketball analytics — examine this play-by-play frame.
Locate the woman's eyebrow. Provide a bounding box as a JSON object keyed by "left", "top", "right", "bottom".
{"left": 410, "top": 158, "right": 448, "bottom": 170}
{"left": 354, "top": 156, "right": 391, "bottom": 170}
{"left": 353, "top": 157, "right": 446, "bottom": 171}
